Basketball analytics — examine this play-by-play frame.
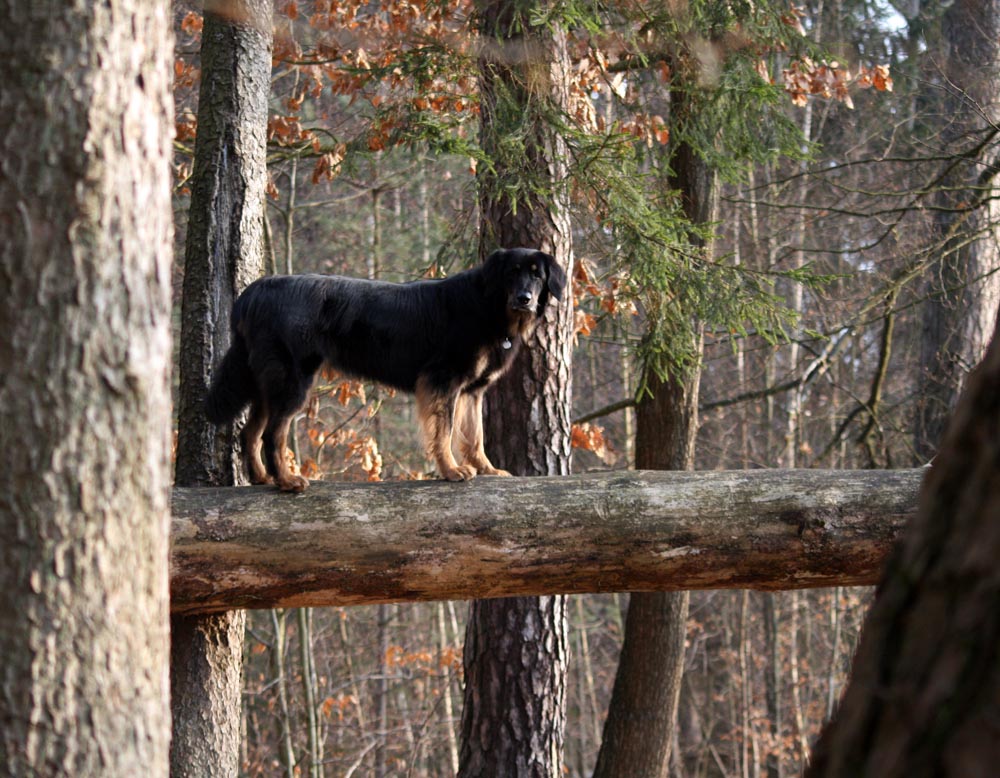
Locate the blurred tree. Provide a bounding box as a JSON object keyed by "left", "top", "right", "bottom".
{"left": 914, "top": 0, "right": 1000, "bottom": 461}
{"left": 0, "top": 0, "right": 174, "bottom": 773}
{"left": 808, "top": 299, "right": 1000, "bottom": 775}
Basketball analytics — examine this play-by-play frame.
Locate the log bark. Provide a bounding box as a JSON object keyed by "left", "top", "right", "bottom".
{"left": 170, "top": 469, "right": 921, "bottom": 615}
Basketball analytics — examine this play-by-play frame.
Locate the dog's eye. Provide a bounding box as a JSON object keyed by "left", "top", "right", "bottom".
{"left": 530, "top": 264, "right": 539, "bottom": 274}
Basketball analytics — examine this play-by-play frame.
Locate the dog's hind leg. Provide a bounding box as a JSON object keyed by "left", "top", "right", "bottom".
{"left": 242, "top": 398, "right": 271, "bottom": 485}
{"left": 263, "top": 412, "right": 309, "bottom": 492}
{"left": 258, "top": 356, "right": 314, "bottom": 493}
{"left": 416, "top": 378, "right": 476, "bottom": 481}
{"left": 455, "top": 390, "right": 511, "bottom": 477}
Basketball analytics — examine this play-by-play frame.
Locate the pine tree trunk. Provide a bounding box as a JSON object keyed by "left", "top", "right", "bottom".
{"left": 459, "top": 2, "right": 574, "bottom": 775}
{"left": 170, "top": 615, "right": 248, "bottom": 777}
{"left": 171, "top": 2, "right": 272, "bottom": 776}
{"left": 807, "top": 300, "right": 1000, "bottom": 776}
{"left": 175, "top": 0, "right": 272, "bottom": 488}
{"left": 593, "top": 127, "right": 711, "bottom": 778}
{"left": 0, "top": 1, "right": 174, "bottom": 773}
{"left": 461, "top": 596, "right": 570, "bottom": 777}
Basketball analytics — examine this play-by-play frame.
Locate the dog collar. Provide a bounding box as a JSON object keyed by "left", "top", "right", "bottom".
{"left": 502, "top": 337, "right": 513, "bottom": 350}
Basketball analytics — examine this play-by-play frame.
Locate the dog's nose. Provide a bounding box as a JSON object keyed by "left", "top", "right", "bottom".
{"left": 516, "top": 292, "right": 532, "bottom": 307}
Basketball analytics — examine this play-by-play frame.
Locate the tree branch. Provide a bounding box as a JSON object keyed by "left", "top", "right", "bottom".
{"left": 170, "top": 469, "right": 923, "bottom": 614}
{"left": 576, "top": 328, "right": 850, "bottom": 422}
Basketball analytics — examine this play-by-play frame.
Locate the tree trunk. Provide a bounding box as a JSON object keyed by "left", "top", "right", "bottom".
{"left": 270, "top": 609, "right": 297, "bottom": 777}
{"left": 459, "top": 1, "right": 575, "bottom": 775}
{"left": 171, "top": 2, "right": 272, "bottom": 776}
{"left": 592, "top": 367, "right": 698, "bottom": 778}
{"left": 175, "top": 0, "right": 272, "bottom": 488}
{"left": 0, "top": 0, "right": 174, "bottom": 774}
{"left": 807, "top": 303, "right": 1000, "bottom": 776}
{"left": 169, "top": 468, "right": 921, "bottom": 613}
{"left": 461, "top": 596, "right": 569, "bottom": 777}
{"left": 915, "top": 0, "right": 1000, "bottom": 461}
{"left": 763, "top": 596, "right": 783, "bottom": 778}
{"left": 170, "top": 615, "right": 247, "bottom": 776}
{"left": 375, "top": 603, "right": 391, "bottom": 778}
{"left": 593, "top": 133, "right": 710, "bottom": 778}
{"left": 298, "top": 608, "right": 325, "bottom": 778}
{"left": 593, "top": 589, "right": 691, "bottom": 778}
{"left": 437, "top": 603, "right": 462, "bottom": 775}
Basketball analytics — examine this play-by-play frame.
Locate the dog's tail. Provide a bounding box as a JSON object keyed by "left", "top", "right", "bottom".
{"left": 205, "top": 333, "right": 254, "bottom": 424}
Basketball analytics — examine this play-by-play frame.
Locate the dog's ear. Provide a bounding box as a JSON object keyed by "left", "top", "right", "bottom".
{"left": 533, "top": 251, "right": 565, "bottom": 316}
{"left": 481, "top": 249, "right": 506, "bottom": 293}
{"left": 541, "top": 252, "right": 566, "bottom": 301}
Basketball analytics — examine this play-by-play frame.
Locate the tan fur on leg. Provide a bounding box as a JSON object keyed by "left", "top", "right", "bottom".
{"left": 455, "top": 391, "right": 511, "bottom": 477}
{"left": 243, "top": 401, "right": 271, "bottom": 485}
{"left": 416, "top": 379, "right": 476, "bottom": 481}
{"left": 273, "top": 419, "right": 308, "bottom": 492}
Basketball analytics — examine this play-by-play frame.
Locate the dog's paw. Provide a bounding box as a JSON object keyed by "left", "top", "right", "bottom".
{"left": 249, "top": 472, "right": 274, "bottom": 486}
{"left": 277, "top": 475, "right": 309, "bottom": 493}
{"left": 443, "top": 464, "right": 477, "bottom": 482}
{"left": 479, "top": 466, "right": 512, "bottom": 477}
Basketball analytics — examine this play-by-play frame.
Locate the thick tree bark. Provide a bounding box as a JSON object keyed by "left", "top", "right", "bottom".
{"left": 594, "top": 135, "right": 710, "bottom": 778}
{"left": 807, "top": 310, "right": 1000, "bottom": 775}
{"left": 459, "top": 1, "right": 575, "bottom": 776}
{"left": 0, "top": 1, "right": 174, "bottom": 774}
{"left": 175, "top": 0, "right": 271, "bottom": 488}
{"left": 476, "top": 1, "right": 575, "bottom": 477}
{"left": 915, "top": 0, "right": 1000, "bottom": 461}
{"left": 171, "top": 3, "right": 271, "bottom": 777}
{"left": 170, "top": 616, "right": 247, "bottom": 777}
{"left": 461, "top": 596, "right": 569, "bottom": 778}
{"left": 169, "top": 469, "right": 920, "bottom": 614}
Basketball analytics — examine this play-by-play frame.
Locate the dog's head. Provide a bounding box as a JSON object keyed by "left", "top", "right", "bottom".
{"left": 484, "top": 248, "right": 566, "bottom": 318}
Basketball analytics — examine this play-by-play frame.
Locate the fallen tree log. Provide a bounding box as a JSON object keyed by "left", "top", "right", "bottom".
{"left": 170, "top": 468, "right": 924, "bottom": 614}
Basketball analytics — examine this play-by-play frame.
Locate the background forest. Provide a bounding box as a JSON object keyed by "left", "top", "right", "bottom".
{"left": 168, "top": 1, "right": 998, "bottom": 776}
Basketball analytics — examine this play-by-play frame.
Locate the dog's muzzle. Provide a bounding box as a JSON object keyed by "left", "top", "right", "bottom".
{"left": 512, "top": 292, "right": 534, "bottom": 310}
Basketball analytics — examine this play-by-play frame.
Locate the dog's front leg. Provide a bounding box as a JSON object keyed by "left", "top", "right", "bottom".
{"left": 416, "top": 379, "right": 476, "bottom": 481}
{"left": 455, "top": 390, "right": 511, "bottom": 477}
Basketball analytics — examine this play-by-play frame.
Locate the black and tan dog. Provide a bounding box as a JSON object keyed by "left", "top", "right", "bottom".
{"left": 205, "top": 247, "right": 566, "bottom": 491}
